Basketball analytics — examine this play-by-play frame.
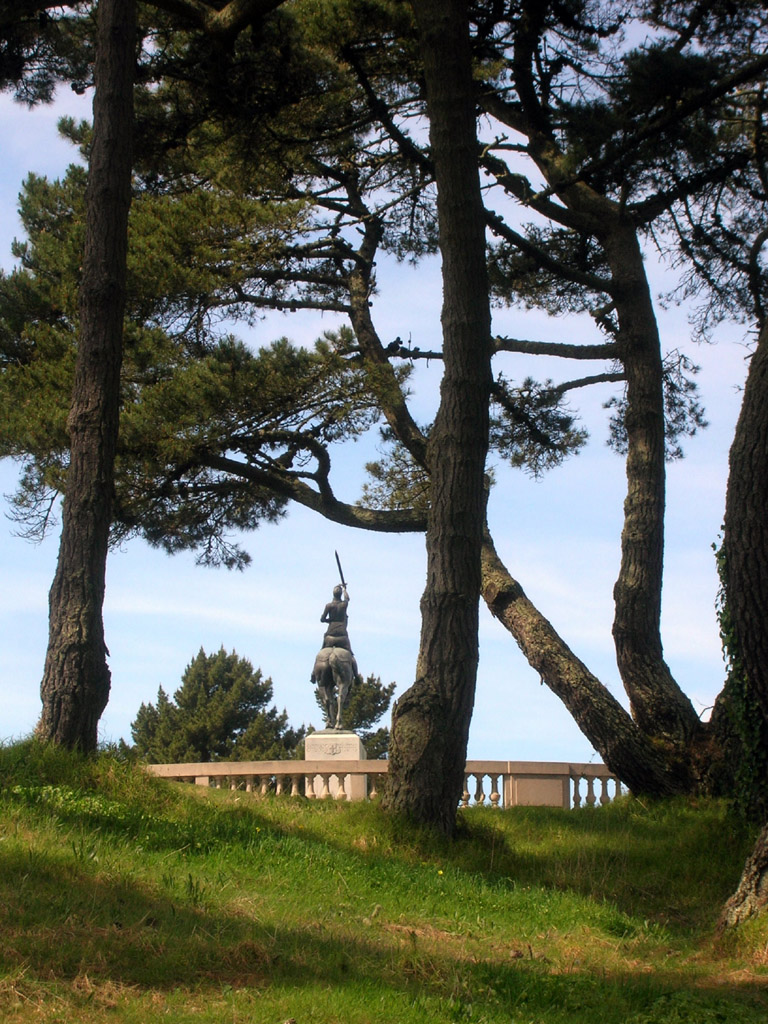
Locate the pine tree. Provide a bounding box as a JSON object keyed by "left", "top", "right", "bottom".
{"left": 131, "top": 647, "right": 303, "bottom": 762}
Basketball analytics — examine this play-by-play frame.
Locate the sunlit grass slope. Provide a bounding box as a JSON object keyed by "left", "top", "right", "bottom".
{"left": 1, "top": 741, "right": 767, "bottom": 1023}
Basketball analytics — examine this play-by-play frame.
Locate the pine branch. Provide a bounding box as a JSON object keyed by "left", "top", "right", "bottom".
{"left": 201, "top": 452, "right": 427, "bottom": 533}
{"left": 492, "top": 337, "right": 618, "bottom": 359}
{"left": 485, "top": 207, "right": 614, "bottom": 294}
{"left": 149, "top": 0, "right": 284, "bottom": 38}
{"left": 548, "top": 371, "right": 625, "bottom": 395}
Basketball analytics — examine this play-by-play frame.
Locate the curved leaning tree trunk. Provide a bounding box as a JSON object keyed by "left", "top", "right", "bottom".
{"left": 482, "top": 1, "right": 702, "bottom": 761}
{"left": 480, "top": 526, "right": 683, "bottom": 797}
{"left": 720, "top": 320, "right": 768, "bottom": 926}
{"left": 37, "top": 0, "right": 135, "bottom": 750}
{"left": 602, "top": 225, "right": 703, "bottom": 751}
{"left": 382, "top": 0, "right": 493, "bottom": 835}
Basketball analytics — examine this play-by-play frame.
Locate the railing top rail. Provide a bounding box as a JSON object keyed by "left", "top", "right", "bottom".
{"left": 465, "top": 760, "right": 612, "bottom": 776}
{"left": 146, "top": 760, "right": 388, "bottom": 777}
{"left": 146, "top": 759, "right": 614, "bottom": 778}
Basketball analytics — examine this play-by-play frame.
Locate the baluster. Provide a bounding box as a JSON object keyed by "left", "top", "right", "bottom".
{"left": 335, "top": 774, "right": 348, "bottom": 801}
{"left": 461, "top": 775, "right": 471, "bottom": 807}
{"left": 600, "top": 776, "right": 610, "bottom": 805}
{"left": 260, "top": 776, "right": 270, "bottom": 796}
{"left": 319, "top": 774, "right": 331, "bottom": 799}
{"left": 586, "top": 776, "right": 596, "bottom": 806}
{"left": 214, "top": 778, "right": 222, "bottom": 790}
{"left": 275, "top": 775, "right": 285, "bottom": 796}
{"left": 245, "top": 775, "right": 255, "bottom": 793}
{"left": 474, "top": 774, "right": 485, "bottom": 806}
{"left": 572, "top": 776, "right": 582, "bottom": 808}
{"left": 290, "top": 775, "right": 301, "bottom": 797}
{"left": 230, "top": 777, "right": 238, "bottom": 791}
{"left": 489, "top": 775, "right": 500, "bottom": 808}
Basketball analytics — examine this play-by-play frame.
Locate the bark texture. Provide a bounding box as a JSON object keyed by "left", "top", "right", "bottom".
{"left": 719, "top": 823, "right": 768, "bottom": 930}
{"left": 721, "top": 320, "right": 768, "bottom": 923}
{"left": 38, "top": 0, "right": 135, "bottom": 750}
{"left": 383, "top": 0, "right": 493, "bottom": 833}
{"left": 724, "top": 321, "right": 768, "bottom": 723}
{"left": 480, "top": 527, "right": 684, "bottom": 797}
{"left": 483, "top": 2, "right": 701, "bottom": 753}
{"left": 604, "top": 225, "right": 702, "bottom": 747}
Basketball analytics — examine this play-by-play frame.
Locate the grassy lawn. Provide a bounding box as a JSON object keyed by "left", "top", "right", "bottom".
{"left": 1, "top": 741, "right": 767, "bottom": 1023}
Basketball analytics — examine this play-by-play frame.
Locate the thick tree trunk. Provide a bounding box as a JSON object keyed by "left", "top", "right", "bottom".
{"left": 382, "top": 0, "right": 493, "bottom": 834}
{"left": 480, "top": 526, "right": 685, "bottom": 796}
{"left": 724, "top": 320, "right": 768, "bottom": 723}
{"left": 720, "top": 320, "right": 768, "bottom": 924}
{"left": 602, "top": 225, "right": 702, "bottom": 747}
{"left": 499, "top": 11, "right": 701, "bottom": 753}
{"left": 37, "top": 0, "right": 135, "bottom": 750}
{"left": 719, "top": 823, "right": 768, "bottom": 930}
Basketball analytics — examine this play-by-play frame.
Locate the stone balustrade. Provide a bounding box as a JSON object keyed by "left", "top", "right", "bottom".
{"left": 145, "top": 758, "right": 621, "bottom": 809}
{"left": 461, "top": 761, "right": 621, "bottom": 809}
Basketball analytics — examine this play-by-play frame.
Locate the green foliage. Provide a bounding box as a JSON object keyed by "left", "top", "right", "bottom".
{"left": 0, "top": 170, "right": 87, "bottom": 481}
{"left": 114, "top": 329, "right": 384, "bottom": 568}
{"left": 313, "top": 673, "right": 396, "bottom": 758}
{"left": 11, "top": 0, "right": 741, "bottom": 564}
{"left": 605, "top": 351, "right": 708, "bottom": 462}
{"left": 488, "top": 225, "right": 611, "bottom": 320}
{"left": 0, "top": 742, "right": 766, "bottom": 1024}
{"left": 131, "top": 647, "right": 304, "bottom": 763}
{"left": 0, "top": 3, "right": 95, "bottom": 103}
{"left": 361, "top": 371, "right": 589, "bottom": 504}
{"left": 0, "top": 170, "right": 388, "bottom": 562}
{"left": 490, "top": 374, "right": 589, "bottom": 477}
{"left": 559, "top": 42, "right": 725, "bottom": 197}
{"left": 362, "top": 427, "right": 431, "bottom": 512}
{"left": 0, "top": 150, "right": 409, "bottom": 564}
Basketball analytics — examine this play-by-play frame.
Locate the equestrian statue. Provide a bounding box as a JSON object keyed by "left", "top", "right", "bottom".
{"left": 311, "top": 552, "right": 362, "bottom": 729}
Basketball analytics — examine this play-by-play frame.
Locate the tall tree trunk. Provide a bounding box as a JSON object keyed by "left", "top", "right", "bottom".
{"left": 382, "top": 0, "right": 493, "bottom": 834}
{"left": 604, "top": 225, "right": 702, "bottom": 748}
{"left": 724, "top": 320, "right": 768, "bottom": 723}
{"left": 480, "top": 526, "right": 685, "bottom": 796}
{"left": 495, "top": 3, "right": 701, "bottom": 755}
{"left": 720, "top": 320, "right": 768, "bottom": 923}
{"left": 37, "top": 0, "right": 135, "bottom": 750}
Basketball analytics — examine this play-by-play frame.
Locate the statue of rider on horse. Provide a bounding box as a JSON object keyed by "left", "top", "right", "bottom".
{"left": 310, "top": 552, "right": 363, "bottom": 729}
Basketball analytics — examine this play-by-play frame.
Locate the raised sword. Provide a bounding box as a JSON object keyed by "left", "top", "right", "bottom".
{"left": 334, "top": 550, "right": 348, "bottom": 589}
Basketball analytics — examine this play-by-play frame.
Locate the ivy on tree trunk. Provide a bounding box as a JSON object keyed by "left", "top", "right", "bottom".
{"left": 721, "top": 319, "right": 768, "bottom": 923}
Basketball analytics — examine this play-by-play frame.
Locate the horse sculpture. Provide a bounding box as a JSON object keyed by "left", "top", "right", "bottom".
{"left": 311, "top": 647, "right": 359, "bottom": 729}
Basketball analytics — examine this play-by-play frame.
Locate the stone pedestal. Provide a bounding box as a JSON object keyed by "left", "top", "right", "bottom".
{"left": 304, "top": 730, "right": 367, "bottom": 801}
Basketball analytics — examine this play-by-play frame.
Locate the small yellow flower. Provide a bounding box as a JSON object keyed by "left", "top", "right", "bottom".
{"left": 437, "top": 869, "right": 443, "bottom": 876}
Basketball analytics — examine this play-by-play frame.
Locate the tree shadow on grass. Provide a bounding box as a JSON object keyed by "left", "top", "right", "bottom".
{"left": 282, "top": 796, "right": 756, "bottom": 934}
{"left": 450, "top": 801, "right": 756, "bottom": 930}
{"left": 4, "top": 775, "right": 755, "bottom": 936}
{"left": 1, "top": 841, "right": 766, "bottom": 1024}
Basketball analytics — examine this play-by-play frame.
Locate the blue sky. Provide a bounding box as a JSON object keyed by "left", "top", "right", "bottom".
{"left": 0, "top": 88, "right": 750, "bottom": 761}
